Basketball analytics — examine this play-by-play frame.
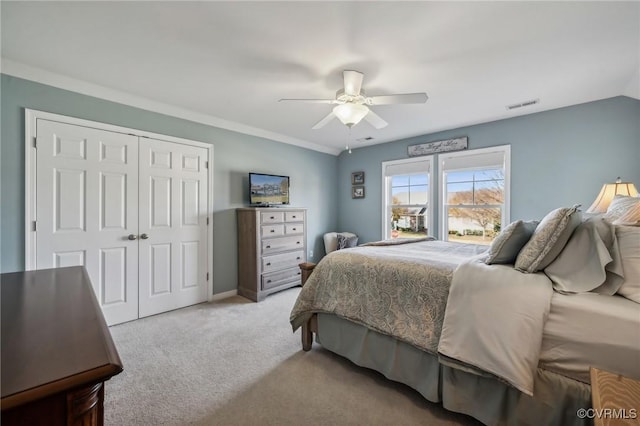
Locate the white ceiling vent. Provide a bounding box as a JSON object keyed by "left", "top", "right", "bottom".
{"left": 506, "top": 99, "right": 540, "bottom": 110}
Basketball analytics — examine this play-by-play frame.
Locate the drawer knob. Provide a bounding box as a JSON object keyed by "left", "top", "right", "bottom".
{"left": 266, "top": 262, "right": 271, "bottom": 266}
{"left": 296, "top": 241, "right": 300, "bottom": 244}
{"left": 267, "top": 280, "right": 272, "bottom": 283}
{"left": 270, "top": 216, "right": 275, "bottom": 219}
{"left": 297, "top": 272, "right": 301, "bottom": 275}
{"left": 266, "top": 245, "right": 271, "bottom": 248}
{"left": 296, "top": 256, "right": 301, "bottom": 260}
{"left": 292, "top": 228, "right": 297, "bottom": 231}
{"left": 270, "top": 230, "right": 275, "bottom": 233}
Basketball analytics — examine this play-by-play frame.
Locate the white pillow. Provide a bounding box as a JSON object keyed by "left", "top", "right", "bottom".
{"left": 616, "top": 225, "right": 640, "bottom": 303}
{"left": 613, "top": 202, "right": 640, "bottom": 226}
{"left": 604, "top": 195, "right": 640, "bottom": 225}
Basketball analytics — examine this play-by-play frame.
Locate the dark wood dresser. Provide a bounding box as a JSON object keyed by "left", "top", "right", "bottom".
{"left": 1, "top": 267, "right": 123, "bottom": 426}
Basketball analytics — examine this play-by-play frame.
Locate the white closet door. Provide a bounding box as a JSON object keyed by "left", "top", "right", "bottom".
{"left": 35, "top": 119, "right": 139, "bottom": 325}
{"left": 138, "top": 138, "right": 208, "bottom": 318}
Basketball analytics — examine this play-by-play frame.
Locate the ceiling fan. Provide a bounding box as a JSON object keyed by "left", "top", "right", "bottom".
{"left": 279, "top": 70, "right": 428, "bottom": 130}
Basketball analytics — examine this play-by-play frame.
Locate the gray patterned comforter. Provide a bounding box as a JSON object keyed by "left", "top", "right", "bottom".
{"left": 290, "top": 239, "right": 487, "bottom": 353}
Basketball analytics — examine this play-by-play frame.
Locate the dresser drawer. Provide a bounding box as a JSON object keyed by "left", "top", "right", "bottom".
{"left": 261, "top": 224, "right": 285, "bottom": 237}
{"left": 285, "top": 211, "right": 304, "bottom": 222}
{"left": 262, "top": 236, "right": 304, "bottom": 254}
{"left": 285, "top": 223, "right": 304, "bottom": 235}
{"left": 261, "top": 211, "right": 285, "bottom": 224}
{"left": 262, "top": 267, "right": 301, "bottom": 290}
{"left": 262, "top": 250, "right": 305, "bottom": 273}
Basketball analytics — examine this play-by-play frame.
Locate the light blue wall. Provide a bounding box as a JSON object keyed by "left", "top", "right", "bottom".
{"left": 3, "top": 75, "right": 638, "bottom": 285}
{"left": 0, "top": 74, "right": 338, "bottom": 293}
{"left": 337, "top": 96, "right": 640, "bottom": 243}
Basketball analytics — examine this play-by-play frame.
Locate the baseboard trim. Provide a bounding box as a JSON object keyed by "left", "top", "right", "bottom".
{"left": 210, "top": 290, "right": 238, "bottom": 301}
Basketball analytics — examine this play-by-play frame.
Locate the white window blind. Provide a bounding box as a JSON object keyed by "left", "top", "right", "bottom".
{"left": 440, "top": 150, "right": 505, "bottom": 172}
{"left": 383, "top": 159, "right": 431, "bottom": 177}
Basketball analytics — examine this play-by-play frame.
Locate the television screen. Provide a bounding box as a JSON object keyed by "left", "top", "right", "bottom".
{"left": 249, "top": 172, "right": 290, "bottom": 205}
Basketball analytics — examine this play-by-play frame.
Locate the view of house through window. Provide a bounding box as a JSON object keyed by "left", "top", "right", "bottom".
{"left": 440, "top": 146, "right": 510, "bottom": 245}
{"left": 382, "top": 157, "right": 433, "bottom": 240}
{"left": 391, "top": 174, "right": 429, "bottom": 238}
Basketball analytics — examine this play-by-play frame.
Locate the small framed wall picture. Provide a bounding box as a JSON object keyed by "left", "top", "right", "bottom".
{"left": 351, "top": 171, "right": 365, "bottom": 185}
{"left": 352, "top": 186, "right": 365, "bottom": 199}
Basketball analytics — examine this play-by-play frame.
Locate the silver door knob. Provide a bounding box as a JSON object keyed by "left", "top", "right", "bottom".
{"left": 127, "top": 234, "right": 137, "bottom": 240}
{"left": 140, "top": 233, "right": 149, "bottom": 240}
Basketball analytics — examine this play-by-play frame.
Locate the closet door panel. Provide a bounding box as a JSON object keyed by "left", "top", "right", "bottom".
{"left": 138, "top": 138, "right": 208, "bottom": 318}
{"left": 35, "top": 119, "right": 139, "bottom": 325}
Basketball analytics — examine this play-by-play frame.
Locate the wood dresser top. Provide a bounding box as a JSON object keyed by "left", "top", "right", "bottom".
{"left": 590, "top": 367, "right": 640, "bottom": 426}
{"left": 1, "top": 267, "right": 123, "bottom": 409}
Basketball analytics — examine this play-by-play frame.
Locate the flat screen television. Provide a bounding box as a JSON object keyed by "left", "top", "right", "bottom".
{"left": 249, "top": 172, "right": 290, "bottom": 206}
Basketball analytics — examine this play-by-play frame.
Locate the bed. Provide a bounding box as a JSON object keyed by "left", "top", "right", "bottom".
{"left": 290, "top": 206, "right": 640, "bottom": 426}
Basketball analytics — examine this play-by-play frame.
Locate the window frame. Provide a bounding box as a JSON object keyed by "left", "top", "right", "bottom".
{"left": 381, "top": 156, "right": 435, "bottom": 239}
{"left": 438, "top": 145, "right": 511, "bottom": 242}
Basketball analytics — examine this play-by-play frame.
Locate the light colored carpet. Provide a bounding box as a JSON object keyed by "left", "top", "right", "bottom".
{"left": 105, "top": 287, "right": 481, "bottom": 425}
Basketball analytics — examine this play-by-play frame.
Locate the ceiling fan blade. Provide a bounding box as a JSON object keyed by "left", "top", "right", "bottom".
{"left": 367, "top": 93, "right": 428, "bottom": 105}
{"left": 364, "top": 110, "right": 388, "bottom": 129}
{"left": 279, "top": 98, "right": 336, "bottom": 104}
{"left": 343, "top": 70, "right": 364, "bottom": 96}
{"left": 312, "top": 112, "right": 337, "bottom": 130}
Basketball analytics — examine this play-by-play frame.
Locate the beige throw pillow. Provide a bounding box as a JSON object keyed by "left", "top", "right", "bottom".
{"left": 515, "top": 206, "right": 582, "bottom": 273}
{"left": 485, "top": 220, "right": 539, "bottom": 265}
{"left": 544, "top": 217, "right": 623, "bottom": 294}
{"left": 616, "top": 225, "right": 640, "bottom": 303}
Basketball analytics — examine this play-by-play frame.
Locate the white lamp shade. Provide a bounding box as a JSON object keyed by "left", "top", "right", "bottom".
{"left": 587, "top": 178, "right": 639, "bottom": 213}
{"left": 333, "top": 103, "right": 369, "bottom": 127}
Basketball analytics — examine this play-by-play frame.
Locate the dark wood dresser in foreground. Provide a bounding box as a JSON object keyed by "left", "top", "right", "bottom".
{"left": 1, "top": 266, "right": 123, "bottom": 426}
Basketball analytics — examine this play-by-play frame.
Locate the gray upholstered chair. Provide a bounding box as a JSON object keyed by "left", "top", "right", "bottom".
{"left": 300, "top": 232, "right": 358, "bottom": 287}
{"left": 323, "top": 232, "right": 358, "bottom": 254}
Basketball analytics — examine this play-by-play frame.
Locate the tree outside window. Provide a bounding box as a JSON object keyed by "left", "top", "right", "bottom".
{"left": 445, "top": 169, "right": 504, "bottom": 244}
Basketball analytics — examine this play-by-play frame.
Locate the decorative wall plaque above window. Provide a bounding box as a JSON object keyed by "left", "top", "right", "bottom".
{"left": 408, "top": 137, "right": 468, "bottom": 157}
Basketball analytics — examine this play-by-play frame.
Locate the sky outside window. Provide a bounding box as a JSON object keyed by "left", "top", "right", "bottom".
{"left": 391, "top": 174, "right": 429, "bottom": 205}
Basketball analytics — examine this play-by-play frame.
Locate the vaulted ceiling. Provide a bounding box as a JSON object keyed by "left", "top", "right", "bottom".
{"left": 2, "top": 1, "right": 639, "bottom": 155}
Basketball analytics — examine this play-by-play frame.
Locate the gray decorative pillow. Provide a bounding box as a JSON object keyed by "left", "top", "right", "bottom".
{"left": 336, "top": 233, "right": 358, "bottom": 250}
{"left": 485, "top": 220, "right": 539, "bottom": 265}
{"left": 515, "top": 206, "right": 582, "bottom": 273}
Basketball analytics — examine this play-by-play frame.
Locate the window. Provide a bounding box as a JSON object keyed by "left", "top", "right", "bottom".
{"left": 439, "top": 146, "right": 510, "bottom": 245}
{"left": 381, "top": 157, "right": 434, "bottom": 239}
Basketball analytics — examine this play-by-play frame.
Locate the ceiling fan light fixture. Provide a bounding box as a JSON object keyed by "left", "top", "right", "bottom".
{"left": 333, "top": 103, "right": 369, "bottom": 127}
